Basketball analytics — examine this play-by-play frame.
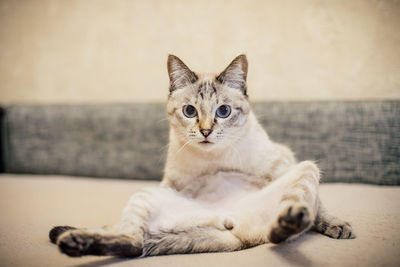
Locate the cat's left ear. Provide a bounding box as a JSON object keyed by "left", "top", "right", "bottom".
{"left": 167, "top": 55, "right": 198, "bottom": 92}
{"left": 216, "top": 54, "right": 248, "bottom": 95}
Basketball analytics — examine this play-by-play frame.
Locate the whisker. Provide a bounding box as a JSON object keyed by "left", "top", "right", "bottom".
{"left": 156, "top": 117, "right": 169, "bottom": 124}
{"left": 176, "top": 139, "right": 192, "bottom": 154}
{"left": 159, "top": 143, "right": 170, "bottom": 152}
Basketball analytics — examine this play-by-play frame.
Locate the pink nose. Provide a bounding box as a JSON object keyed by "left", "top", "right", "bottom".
{"left": 200, "top": 129, "right": 212, "bottom": 137}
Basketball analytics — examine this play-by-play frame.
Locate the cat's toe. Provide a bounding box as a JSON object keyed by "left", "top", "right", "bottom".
{"left": 268, "top": 203, "right": 313, "bottom": 244}
{"left": 57, "top": 231, "right": 94, "bottom": 257}
{"left": 222, "top": 217, "right": 236, "bottom": 230}
{"left": 210, "top": 216, "right": 237, "bottom": 231}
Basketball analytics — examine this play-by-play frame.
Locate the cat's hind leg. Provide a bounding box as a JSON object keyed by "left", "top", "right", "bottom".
{"left": 143, "top": 222, "right": 243, "bottom": 256}
{"left": 55, "top": 228, "right": 143, "bottom": 257}
{"left": 141, "top": 190, "right": 244, "bottom": 255}
{"left": 267, "top": 161, "right": 320, "bottom": 243}
{"left": 50, "top": 186, "right": 243, "bottom": 257}
{"left": 50, "top": 186, "right": 165, "bottom": 257}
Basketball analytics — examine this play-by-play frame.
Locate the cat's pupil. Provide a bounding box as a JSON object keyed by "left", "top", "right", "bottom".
{"left": 183, "top": 105, "right": 197, "bottom": 118}
{"left": 186, "top": 105, "right": 195, "bottom": 115}
{"left": 219, "top": 106, "right": 228, "bottom": 115}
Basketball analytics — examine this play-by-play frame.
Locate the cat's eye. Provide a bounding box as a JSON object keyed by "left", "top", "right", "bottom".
{"left": 182, "top": 105, "right": 197, "bottom": 118}
{"left": 216, "top": 105, "right": 231, "bottom": 118}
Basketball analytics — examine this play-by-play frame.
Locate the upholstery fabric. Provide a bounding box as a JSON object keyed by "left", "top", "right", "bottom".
{"left": 0, "top": 174, "right": 399, "bottom": 267}
{"left": 2, "top": 104, "right": 169, "bottom": 180}
{"left": 0, "top": 107, "right": 4, "bottom": 172}
{"left": 252, "top": 101, "right": 400, "bottom": 185}
{"left": 2, "top": 101, "right": 399, "bottom": 184}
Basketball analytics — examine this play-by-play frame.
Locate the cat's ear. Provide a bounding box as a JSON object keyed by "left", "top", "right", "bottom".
{"left": 216, "top": 54, "right": 248, "bottom": 95}
{"left": 167, "top": 55, "right": 198, "bottom": 92}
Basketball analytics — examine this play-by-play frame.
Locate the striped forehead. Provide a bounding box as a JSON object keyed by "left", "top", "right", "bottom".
{"left": 196, "top": 80, "right": 218, "bottom": 102}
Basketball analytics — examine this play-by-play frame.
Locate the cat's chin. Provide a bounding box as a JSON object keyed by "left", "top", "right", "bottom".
{"left": 198, "top": 141, "right": 214, "bottom": 149}
{"left": 194, "top": 140, "right": 223, "bottom": 152}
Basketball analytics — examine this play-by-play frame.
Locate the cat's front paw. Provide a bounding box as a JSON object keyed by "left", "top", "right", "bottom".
{"left": 221, "top": 216, "right": 236, "bottom": 230}
{"left": 316, "top": 218, "right": 355, "bottom": 239}
{"left": 268, "top": 203, "right": 313, "bottom": 244}
{"left": 199, "top": 216, "right": 237, "bottom": 231}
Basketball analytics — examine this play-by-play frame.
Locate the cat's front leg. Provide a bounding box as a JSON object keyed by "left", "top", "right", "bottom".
{"left": 313, "top": 199, "right": 355, "bottom": 239}
{"left": 267, "top": 161, "right": 320, "bottom": 243}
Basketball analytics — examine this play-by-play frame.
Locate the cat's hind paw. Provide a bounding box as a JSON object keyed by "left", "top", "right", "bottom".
{"left": 268, "top": 203, "right": 313, "bottom": 244}
{"left": 57, "top": 230, "right": 95, "bottom": 257}
{"left": 49, "top": 225, "right": 77, "bottom": 244}
{"left": 57, "top": 230, "right": 143, "bottom": 257}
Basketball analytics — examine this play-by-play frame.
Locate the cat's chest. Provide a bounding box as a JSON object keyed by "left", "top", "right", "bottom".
{"left": 175, "top": 149, "right": 252, "bottom": 174}
{"left": 193, "top": 172, "right": 261, "bottom": 203}
{"left": 165, "top": 152, "right": 274, "bottom": 194}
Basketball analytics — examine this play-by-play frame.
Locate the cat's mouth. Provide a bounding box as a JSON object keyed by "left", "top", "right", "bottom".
{"left": 199, "top": 140, "right": 213, "bottom": 144}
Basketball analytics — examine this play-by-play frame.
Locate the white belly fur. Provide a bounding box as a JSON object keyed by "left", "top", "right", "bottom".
{"left": 147, "top": 172, "right": 283, "bottom": 234}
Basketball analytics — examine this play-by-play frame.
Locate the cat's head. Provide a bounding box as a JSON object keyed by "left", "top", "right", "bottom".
{"left": 166, "top": 55, "right": 251, "bottom": 152}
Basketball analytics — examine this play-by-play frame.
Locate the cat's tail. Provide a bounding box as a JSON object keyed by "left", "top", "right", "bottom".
{"left": 143, "top": 225, "right": 243, "bottom": 256}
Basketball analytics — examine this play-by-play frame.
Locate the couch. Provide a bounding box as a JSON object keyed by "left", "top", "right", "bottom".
{"left": 0, "top": 101, "right": 399, "bottom": 267}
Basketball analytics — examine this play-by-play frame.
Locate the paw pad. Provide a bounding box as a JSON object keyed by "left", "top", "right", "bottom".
{"left": 268, "top": 204, "right": 312, "bottom": 243}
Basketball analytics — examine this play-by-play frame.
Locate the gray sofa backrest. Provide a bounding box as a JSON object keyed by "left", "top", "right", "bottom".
{"left": 1, "top": 101, "right": 399, "bottom": 185}
{"left": 0, "top": 107, "right": 4, "bottom": 173}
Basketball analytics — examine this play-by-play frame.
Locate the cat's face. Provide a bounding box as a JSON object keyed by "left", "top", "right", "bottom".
{"left": 166, "top": 55, "right": 250, "bottom": 151}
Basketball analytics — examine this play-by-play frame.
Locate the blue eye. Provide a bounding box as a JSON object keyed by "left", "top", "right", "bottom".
{"left": 216, "top": 105, "right": 231, "bottom": 118}
{"left": 183, "top": 105, "right": 197, "bottom": 118}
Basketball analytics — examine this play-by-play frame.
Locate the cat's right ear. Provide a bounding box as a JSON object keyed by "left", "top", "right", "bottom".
{"left": 167, "top": 55, "right": 198, "bottom": 92}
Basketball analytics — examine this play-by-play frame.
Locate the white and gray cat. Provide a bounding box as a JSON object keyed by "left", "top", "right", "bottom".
{"left": 49, "top": 55, "right": 354, "bottom": 257}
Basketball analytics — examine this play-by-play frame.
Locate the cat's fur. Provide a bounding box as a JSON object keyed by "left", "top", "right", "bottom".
{"left": 49, "top": 55, "right": 354, "bottom": 258}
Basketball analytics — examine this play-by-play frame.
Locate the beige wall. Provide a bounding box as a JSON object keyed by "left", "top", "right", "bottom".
{"left": 0, "top": 0, "right": 399, "bottom": 104}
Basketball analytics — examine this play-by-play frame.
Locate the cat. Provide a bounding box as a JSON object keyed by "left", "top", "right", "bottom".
{"left": 49, "top": 54, "right": 354, "bottom": 257}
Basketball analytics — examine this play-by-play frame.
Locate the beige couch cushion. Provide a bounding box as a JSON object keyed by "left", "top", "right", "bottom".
{"left": 0, "top": 174, "right": 399, "bottom": 267}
